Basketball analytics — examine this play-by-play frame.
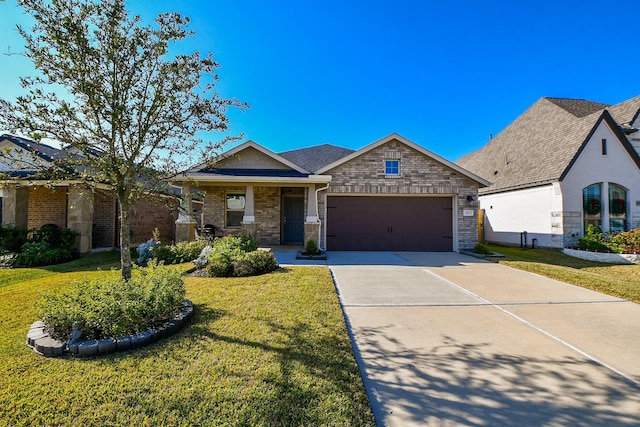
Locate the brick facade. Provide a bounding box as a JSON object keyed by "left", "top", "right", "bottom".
{"left": 27, "top": 187, "right": 67, "bottom": 229}
{"left": 201, "top": 185, "right": 286, "bottom": 246}
{"left": 129, "top": 196, "right": 178, "bottom": 245}
{"left": 323, "top": 139, "right": 480, "bottom": 250}
{"left": 92, "top": 190, "right": 117, "bottom": 248}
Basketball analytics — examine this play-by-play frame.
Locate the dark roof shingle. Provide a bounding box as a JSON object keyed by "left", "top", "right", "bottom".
{"left": 279, "top": 144, "right": 355, "bottom": 172}
{"left": 457, "top": 96, "right": 640, "bottom": 194}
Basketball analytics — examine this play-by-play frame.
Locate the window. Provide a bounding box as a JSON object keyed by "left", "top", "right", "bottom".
{"left": 385, "top": 159, "right": 399, "bottom": 175}
{"left": 583, "top": 183, "right": 601, "bottom": 232}
{"left": 608, "top": 183, "right": 627, "bottom": 232}
{"left": 601, "top": 139, "right": 607, "bottom": 155}
{"left": 226, "top": 194, "right": 245, "bottom": 227}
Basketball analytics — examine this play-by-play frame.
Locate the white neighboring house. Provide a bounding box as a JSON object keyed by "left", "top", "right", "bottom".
{"left": 457, "top": 96, "right": 640, "bottom": 248}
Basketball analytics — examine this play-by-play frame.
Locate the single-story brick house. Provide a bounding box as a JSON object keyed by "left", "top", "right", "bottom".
{"left": 0, "top": 134, "right": 177, "bottom": 253}
{"left": 457, "top": 95, "right": 640, "bottom": 248}
{"left": 173, "top": 133, "right": 489, "bottom": 251}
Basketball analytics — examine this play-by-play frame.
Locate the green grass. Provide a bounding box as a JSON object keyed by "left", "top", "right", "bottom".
{"left": 486, "top": 244, "right": 640, "bottom": 303}
{"left": 0, "top": 254, "right": 374, "bottom": 426}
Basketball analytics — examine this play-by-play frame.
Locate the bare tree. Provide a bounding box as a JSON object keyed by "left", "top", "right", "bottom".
{"left": 0, "top": 0, "right": 246, "bottom": 280}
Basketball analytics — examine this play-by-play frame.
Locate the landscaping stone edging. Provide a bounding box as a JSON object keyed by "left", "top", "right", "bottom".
{"left": 562, "top": 248, "right": 640, "bottom": 264}
{"left": 26, "top": 300, "right": 194, "bottom": 357}
{"left": 460, "top": 249, "right": 505, "bottom": 259}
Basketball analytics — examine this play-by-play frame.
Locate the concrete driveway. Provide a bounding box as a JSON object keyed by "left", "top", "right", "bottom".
{"left": 325, "top": 252, "right": 640, "bottom": 427}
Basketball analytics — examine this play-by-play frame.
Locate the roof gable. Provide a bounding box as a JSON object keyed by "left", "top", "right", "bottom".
{"left": 195, "top": 140, "right": 310, "bottom": 174}
{"left": 560, "top": 110, "right": 640, "bottom": 180}
{"left": 316, "top": 133, "right": 489, "bottom": 186}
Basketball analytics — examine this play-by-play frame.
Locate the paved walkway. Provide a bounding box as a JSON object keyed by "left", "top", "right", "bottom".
{"left": 275, "top": 250, "right": 640, "bottom": 426}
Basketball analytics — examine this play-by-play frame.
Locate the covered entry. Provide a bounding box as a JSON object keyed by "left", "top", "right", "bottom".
{"left": 326, "top": 196, "right": 453, "bottom": 251}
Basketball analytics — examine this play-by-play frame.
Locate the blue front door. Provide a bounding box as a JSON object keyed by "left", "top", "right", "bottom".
{"left": 282, "top": 197, "right": 304, "bottom": 244}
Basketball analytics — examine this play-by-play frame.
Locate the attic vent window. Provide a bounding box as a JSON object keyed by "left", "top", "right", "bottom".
{"left": 602, "top": 139, "right": 607, "bottom": 155}
{"left": 385, "top": 159, "right": 400, "bottom": 176}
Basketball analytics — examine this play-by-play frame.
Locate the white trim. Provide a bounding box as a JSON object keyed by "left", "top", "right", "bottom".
{"left": 315, "top": 132, "right": 491, "bottom": 186}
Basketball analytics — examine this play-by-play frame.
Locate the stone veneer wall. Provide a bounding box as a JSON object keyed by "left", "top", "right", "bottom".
{"left": 322, "top": 139, "right": 480, "bottom": 250}
{"left": 28, "top": 186, "right": 67, "bottom": 229}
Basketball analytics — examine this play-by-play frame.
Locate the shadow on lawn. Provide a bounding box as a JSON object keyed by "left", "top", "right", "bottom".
{"left": 353, "top": 326, "right": 640, "bottom": 426}
{"left": 188, "top": 311, "right": 372, "bottom": 425}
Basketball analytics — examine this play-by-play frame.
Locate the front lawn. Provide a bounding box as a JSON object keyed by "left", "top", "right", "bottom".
{"left": 485, "top": 244, "right": 640, "bottom": 303}
{"left": 0, "top": 253, "right": 374, "bottom": 426}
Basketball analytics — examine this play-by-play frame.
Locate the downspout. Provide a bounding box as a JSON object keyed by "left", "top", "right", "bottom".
{"left": 315, "top": 183, "right": 330, "bottom": 251}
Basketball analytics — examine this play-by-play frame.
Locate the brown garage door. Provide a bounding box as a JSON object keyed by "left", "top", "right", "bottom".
{"left": 326, "top": 196, "right": 453, "bottom": 251}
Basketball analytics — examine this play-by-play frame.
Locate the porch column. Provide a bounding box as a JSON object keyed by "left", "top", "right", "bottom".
{"left": 305, "top": 185, "right": 318, "bottom": 222}
{"left": 175, "top": 183, "right": 196, "bottom": 242}
{"left": 67, "top": 184, "right": 93, "bottom": 253}
{"left": 304, "top": 185, "right": 320, "bottom": 247}
{"left": 242, "top": 185, "right": 255, "bottom": 223}
{"left": 1, "top": 184, "right": 28, "bottom": 228}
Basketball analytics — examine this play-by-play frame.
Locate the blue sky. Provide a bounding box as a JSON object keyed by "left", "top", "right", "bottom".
{"left": 1, "top": 0, "right": 638, "bottom": 161}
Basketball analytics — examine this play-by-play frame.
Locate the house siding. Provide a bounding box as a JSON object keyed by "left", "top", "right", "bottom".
{"left": 323, "top": 139, "right": 479, "bottom": 250}
{"left": 479, "top": 185, "right": 559, "bottom": 248}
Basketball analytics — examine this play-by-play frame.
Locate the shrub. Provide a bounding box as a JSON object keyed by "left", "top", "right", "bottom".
{"left": 578, "top": 225, "right": 613, "bottom": 252}
{"left": 0, "top": 226, "right": 28, "bottom": 253}
{"left": 473, "top": 243, "right": 491, "bottom": 255}
{"left": 206, "top": 249, "right": 236, "bottom": 277}
{"left": 213, "top": 234, "right": 258, "bottom": 253}
{"left": 155, "top": 240, "right": 208, "bottom": 265}
{"left": 11, "top": 225, "right": 78, "bottom": 267}
{"left": 204, "top": 235, "right": 278, "bottom": 277}
{"left": 232, "top": 250, "right": 279, "bottom": 277}
{"left": 305, "top": 239, "right": 320, "bottom": 255}
{"left": 608, "top": 229, "right": 640, "bottom": 253}
{"left": 36, "top": 261, "right": 185, "bottom": 341}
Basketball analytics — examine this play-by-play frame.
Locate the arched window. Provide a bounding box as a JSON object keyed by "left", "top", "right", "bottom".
{"left": 583, "top": 183, "right": 601, "bottom": 232}
{"left": 608, "top": 183, "right": 627, "bottom": 232}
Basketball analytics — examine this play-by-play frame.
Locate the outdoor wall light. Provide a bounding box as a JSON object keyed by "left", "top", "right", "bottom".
{"left": 466, "top": 195, "right": 475, "bottom": 206}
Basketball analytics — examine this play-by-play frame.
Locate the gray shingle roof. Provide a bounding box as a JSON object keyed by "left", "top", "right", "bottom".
{"left": 545, "top": 97, "right": 610, "bottom": 118}
{"left": 456, "top": 96, "right": 640, "bottom": 194}
{"left": 279, "top": 144, "right": 355, "bottom": 172}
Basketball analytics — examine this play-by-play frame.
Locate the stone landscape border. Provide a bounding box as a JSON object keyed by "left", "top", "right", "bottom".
{"left": 562, "top": 248, "right": 640, "bottom": 264}
{"left": 26, "top": 300, "right": 194, "bottom": 357}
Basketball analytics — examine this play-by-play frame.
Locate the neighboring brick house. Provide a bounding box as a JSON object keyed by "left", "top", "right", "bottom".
{"left": 0, "top": 134, "right": 178, "bottom": 253}
{"left": 457, "top": 95, "right": 640, "bottom": 248}
{"left": 173, "top": 133, "right": 489, "bottom": 252}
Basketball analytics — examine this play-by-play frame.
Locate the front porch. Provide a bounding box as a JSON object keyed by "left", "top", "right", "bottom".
{"left": 175, "top": 184, "right": 326, "bottom": 249}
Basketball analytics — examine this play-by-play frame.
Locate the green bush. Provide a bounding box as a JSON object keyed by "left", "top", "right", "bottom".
{"left": 0, "top": 226, "right": 28, "bottom": 253}
{"left": 232, "top": 250, "right": 279, "bottom": 277}
{"left": 305, "top": 239, "right": 320, "bottom": 255}
{"left": 204, "top": 235, "right": 278, "bottom": 277}
{"left": 473, "top": 243, "right": 491, "bottom": 255}
{"left": 578, "top": 224, "right": 613, "bottom": 252}
{"left": 213, "top": 234, "right": 258, "bottom": 253}
{"left": 155, "top": 240, "right": 208, "bottom": 265}
{"left": 11, "top": 225, "right": 78, "bottom": 266}
{"left": 36, "top": 262, "right": 186, "bottom": 341}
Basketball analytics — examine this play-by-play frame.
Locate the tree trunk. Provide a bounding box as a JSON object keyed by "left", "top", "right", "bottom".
{"left": 119, "top": 196, "right": 133, "bottom": 281}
